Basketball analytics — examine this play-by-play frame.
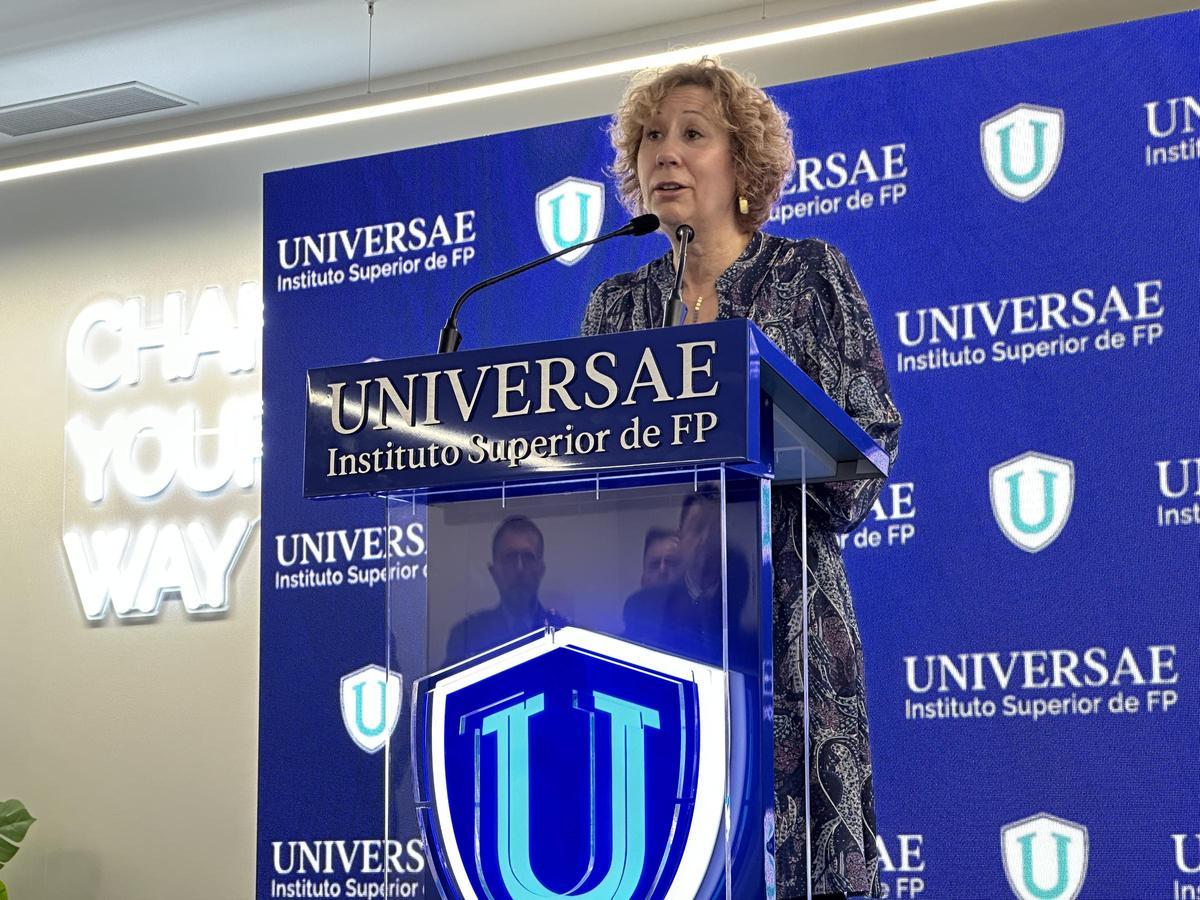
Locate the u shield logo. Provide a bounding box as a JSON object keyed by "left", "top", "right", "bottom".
{"left": 989, "top": 451, "right": 1075, "bottom": 553}
{"left": 536, "top": 177, "right": 606, "bottom": 265}
{"left": 1001, "top": 813, "right": 1089, "bottom": 900}
{"left": 415, "top": 627, "right": 728, "bottom": 900}
{"left": 340, "top": 664, "right": 403, "bottom": 754}
{"left": 482, "top": 691, "right": 658, "bottom": 900}
{"left": 981, "top": 104, "right": 1065, "bottom": 201}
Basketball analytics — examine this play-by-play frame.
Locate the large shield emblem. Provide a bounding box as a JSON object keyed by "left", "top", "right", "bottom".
{"left": 981, "top": 104, "right": 1065, "bottom": 202}
{"left": 413, "top": 627, "right": 727, "bottom": 899}
{"left": 340, "top": 664, "right": 403, "bottom": 754}
{"left": 535, "top": 177, "right": 606, "bottom": 265}
{"left": 1001, "top": 813, "right": 1089, "bottom": 900}
{"left": 989, "top": 451, "right": 1075, "bottom": 553}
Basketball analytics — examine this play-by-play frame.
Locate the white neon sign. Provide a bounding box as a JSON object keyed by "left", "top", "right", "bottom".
{"left": 65, "top": 283, "right": 260, "bottom": 389}
{"left": 62, "top": 281, "right": 262, "bottom": 622}
{"left": 63, "top": 516, "right": 253, "bottom": 620}
{"left": 65, "top": 398, "right": 261, "bottom": 502}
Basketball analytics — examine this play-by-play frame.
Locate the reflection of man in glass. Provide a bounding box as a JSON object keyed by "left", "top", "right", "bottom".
{"left": 624, "top": 490, "right": 740, "bottom": 663}
{"left": 640, "top": 527, "right": 682, "bottom": 589}
{"left": 489, "top": 514, "right": 546, "bottom": 610}
{"left": 677, "top": 493, "right": 721, "bottom": 600}
{"left": 443, "top": 515, "right": 565, "bottom": 664}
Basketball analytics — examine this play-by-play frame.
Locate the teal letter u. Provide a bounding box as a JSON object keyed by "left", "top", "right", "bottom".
{"left": 998, "top": 120, "right": 1048, "bottom": 185}
{"left": 549, "top": 193, "right": 591, "bottom": 248}
{"left": 353, "top": 680, "right": 387, "bottom": 737}
{"left": 1006, "top": 469, "right": 1058, "bottom": 535}
{"left": 481, "top": 691, "right": 660, "bottom": 900}
{"left": 1018, "top": 832, "right": 1071, "bottom": 899}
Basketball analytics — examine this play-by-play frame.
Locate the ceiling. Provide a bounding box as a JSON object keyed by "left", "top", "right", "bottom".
{"left": 0, "top": 0, "right": 845, "bottom": 157}
{"left": 0, "top": 0, "right": 1190, "bottom": 165}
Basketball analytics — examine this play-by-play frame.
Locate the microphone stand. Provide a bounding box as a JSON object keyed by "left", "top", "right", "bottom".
{"left": 436, "top": 214, "right": 659, "bottom": 353}
{"left": 662, "top": 224, "right": 694, "bottom": 328}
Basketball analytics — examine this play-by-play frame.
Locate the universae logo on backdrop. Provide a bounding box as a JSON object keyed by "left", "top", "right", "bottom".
{"left": 891, "top": 274, "right": 1167, "bottom": 375}
{"left": 989, "top": 451, "right": 1074, "bottom": 553}
{"left": 1143, "top": 94, "right": 1199, "bottom": 167}
{"left": 981, "top": 103, "right": 1065, "bottom": 202}
{"left": 1175, "top": 833, "right": 1200, "bottom": 898}
{"left": 905, "top": 446, "right": 1185, "bottom": 729}
{"left": 904, "top": 446, "right": 1185, "bottom": 729}
{"left": 536, "top": 176, "right": 605, "bottom": 265}
{"left": 839, "top": 481, "right": 917, "bottom": 551}
{"left": 273, "top": 208, "right": 479, "bottom": 292}
{"left": 1001, "top": 813, "right": 1088, "bottom": 900}
{"left": 1155, "top": 455, "right": 1200, "bottom": 528}
{"left": 272, "top": 521, "right": 427, "bottom": 592}
{"left": 771, "top": 140, "right": 908, "bottom": 226}
{"left": 893, "top": 100, "right": 1174, "bottom": 376}
{"left": 877, "top": 832, "right": 927, "bottom": 898}
{"left": 340, "top": 664, "right": 403, "bottom": 753}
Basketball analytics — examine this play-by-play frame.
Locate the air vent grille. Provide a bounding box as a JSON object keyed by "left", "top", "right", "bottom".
{"left": 0, "top": 82, "right": 192, "bottom": 137}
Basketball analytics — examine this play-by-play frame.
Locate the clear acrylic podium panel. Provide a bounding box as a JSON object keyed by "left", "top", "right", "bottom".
{"left": 381, "top": 464, "right": 817, "bottom": 900}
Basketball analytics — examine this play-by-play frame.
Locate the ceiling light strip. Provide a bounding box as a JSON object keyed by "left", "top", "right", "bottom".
{"left": 0, "top": 0, "right": 1004, "bottom": 185}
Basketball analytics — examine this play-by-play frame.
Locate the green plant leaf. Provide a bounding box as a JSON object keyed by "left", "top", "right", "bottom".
{"left": 0, "top": 802, "right": 34, "bottom": 844}
{"left": 0, "top": 801, "right": 34, "bottom": 872}
{"left": 0, "top": 877, "right": 8, "bottom": 900}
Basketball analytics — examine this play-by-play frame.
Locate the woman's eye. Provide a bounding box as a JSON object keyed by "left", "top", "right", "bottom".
{"left": 686, "top": 128, "right": 703, "bottom": 139}
{"left": 645, "top": 129, "right": 662, "bottom": 140}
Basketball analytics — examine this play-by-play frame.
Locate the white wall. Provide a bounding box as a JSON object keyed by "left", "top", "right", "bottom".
{"left": 0, "top": 2, "right": 1188, "bottom": 897}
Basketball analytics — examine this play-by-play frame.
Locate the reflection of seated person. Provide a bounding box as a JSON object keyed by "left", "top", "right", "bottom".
{"left": 624, "top": 491, "right": 749, "bottom": 664}
{"left": 443, "top": 515, "right": 566, "bottom": 664}
{"left": 640, "top": 527, "right": 681, "bottom": 589}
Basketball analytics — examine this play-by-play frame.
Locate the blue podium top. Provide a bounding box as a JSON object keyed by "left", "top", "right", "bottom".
{"left": 303, "top": 319, "right": 886, "bottom": 500}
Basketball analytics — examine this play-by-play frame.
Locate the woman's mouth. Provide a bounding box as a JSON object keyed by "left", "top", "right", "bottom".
{"left": 653, "top": 182, "right": 688, "bottom": 195}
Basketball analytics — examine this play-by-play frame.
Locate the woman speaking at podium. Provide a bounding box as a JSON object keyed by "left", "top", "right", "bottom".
{"left": 581, "top": 58, "right": 902, "bottom": 900}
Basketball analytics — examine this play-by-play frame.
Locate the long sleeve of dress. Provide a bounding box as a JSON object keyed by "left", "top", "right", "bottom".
{"left": 796, "top": 243, "right": 902, "bottom": 534}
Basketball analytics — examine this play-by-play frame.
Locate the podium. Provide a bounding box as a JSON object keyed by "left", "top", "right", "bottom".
{"left": 304, "top": 320, "right": 887, "bottom": 899}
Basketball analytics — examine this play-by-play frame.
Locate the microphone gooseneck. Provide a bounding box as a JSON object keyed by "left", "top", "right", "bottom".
{"left": 436, "top": 214, "right": 660, "bottom": 353}
{"left": 662, "top": 223, "right": 694, "bottom": 328}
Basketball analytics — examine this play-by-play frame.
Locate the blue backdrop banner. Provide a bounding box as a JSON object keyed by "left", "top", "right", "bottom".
{"left": 260, "top": 12, "right": 1199, "bottom": 899}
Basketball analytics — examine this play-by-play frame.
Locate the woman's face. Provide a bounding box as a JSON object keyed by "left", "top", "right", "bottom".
{"left": 637, "top": 85, "right": 738, "bottom": 237}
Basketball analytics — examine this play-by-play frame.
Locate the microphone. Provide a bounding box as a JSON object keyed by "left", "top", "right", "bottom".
{"left": 661, "top": 224, "right": 694, "bottom": 328}
{"left": 436, "top": 213, "right": 660, "bottom": 353}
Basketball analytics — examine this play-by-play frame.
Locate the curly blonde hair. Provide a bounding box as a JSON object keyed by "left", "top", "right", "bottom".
{"left": 609, "top": 57, "right": 794, "bottom": 231}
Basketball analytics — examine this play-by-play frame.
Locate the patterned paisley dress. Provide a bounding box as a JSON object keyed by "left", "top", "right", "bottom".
{"left": 580, "top": 231, "right": 902, "bottom": 898}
